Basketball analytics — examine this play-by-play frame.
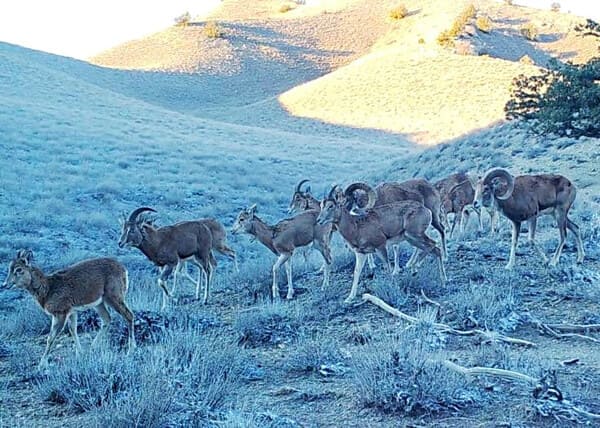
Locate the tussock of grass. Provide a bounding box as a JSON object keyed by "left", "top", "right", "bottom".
{"left": 2, "top": 299, "right": 49, "bottom": 338}
{"left": 284, "top": 334, "right": 345, "bottom": 374}
{"left": 520, "top": 23, "right": 538, "bottom": 41}
{"left": 204, "top": 21, "right": 223, "bottom": 39}
{"left": 279, "top": 3, "right": 294, "bottom": 13}
{"left": 351, "top": 330, "right": 477, "bottom": 415}
{"left": 389, "top": 4, "right": 408, "bottom": 20}
{"left": 174, "top": 12, "right": 191, "bottom": 27}
{"left": 448, "top": 279, "right": 519, "bottom": 332}
{"left": 476, "top": 15, "right": 492, "bottom": 33}
{"left": 36, "top": 329, "right": 244, "bottom": 424}
{"left": 437, "top": 4, "right": 477, "bottom": 48}
{"left": 235, "top": 302, "right": 302, "bottom": 347}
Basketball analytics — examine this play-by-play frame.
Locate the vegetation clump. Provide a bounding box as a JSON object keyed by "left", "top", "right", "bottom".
{"left": 389, "top": 4, "right": 409, "bottom": 20}
{"left": 203, "top": 21, "right": 223, "bottom": 38}
{"left": 520, "top": 23, "right": 538, "bottom": 41}
{"left": 279, "top": 3, "right": 294, "bottom": 13}
{"left": 506, "top": 20, "right": 600, "bottom": 137}
{"left": 351, "top": 330, "right": 477, "bottom": 415}
{"left": 437, "top": 4, "right": 477, "bottom": 48}
{"left": 506, "top": 20, "right": 600, "bottom": 138}
{"left": 174, "top": 12, "right": 191, "bottom": 27}
{"left": 475, "top": 15, "right": 492, "bottom": 33}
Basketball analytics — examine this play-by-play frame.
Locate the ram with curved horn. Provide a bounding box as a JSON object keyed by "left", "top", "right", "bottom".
{"left": 232, "top": 203, "right": 332, "bottom": 300}
{"left": 317, "top": 183, "right": 446, "bottom": 303}
{"left": 118, "top": 207, "right": 234, "bottom": 308}
{"left": 347, "top": 179, "right": 446, "bottom": 272}
{"left": 288, "top": 179, "right": 320, "bottom": 214}
{"left": 473, "top": 168, "right": 584, "bottom": 269}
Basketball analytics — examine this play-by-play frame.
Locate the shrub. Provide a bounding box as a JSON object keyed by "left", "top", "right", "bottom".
{"left": 389, "top": 4, "right": 409, "bottom": 20}
{"left": 437, "top": 4, "right": 477, "bottom": 47}
{"left": 279, "top": 4, "right": 294, "bottom": 13}
{"left": 520, "top": 23, "right": 538, "bottom": 41}
{"left": 235, "top": 302, "right": 301, "bottom": 347}
{"left": 448, "top": 279, "right": 519, "bottom": 332}
{"left": 475, "top": 15, "right": 492, "bottom": 33}
{"left": 2, "top": 299, "right": 49, "bottom": 338}
{"left": 284, "top": 334, "right": 345, "bottom": 374}
{"left": 351, "top": 330, "right": 477, "bottom": 415}
{"left": 204, "top": 21, "right": 223, "bottom": 38}
{"left": 174, "top": 12, "right": 191, "bottom": 27}
{"left": 505, "top": 57, "right": 600, "bottom": 137}
{"left": 551, "top": 2, "right": 561, "bottom": 12}
{"left": 36, "top": 329, "right": 243, "bottom": 424}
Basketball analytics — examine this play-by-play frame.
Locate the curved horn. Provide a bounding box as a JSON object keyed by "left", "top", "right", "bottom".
{"left": 482, "top": 168, "right": 514, "bottom": 200}
{"left": 326, "top": 184, "right": 340, "bottom": 201}
{"left": 345, "top": 182, "right": 377, "bottom": 211}
{"left": 127, "top": 207, "right": 157, "bottom": 223}
{"left": 295, "top": 179, "right": 310, "bottom": 194}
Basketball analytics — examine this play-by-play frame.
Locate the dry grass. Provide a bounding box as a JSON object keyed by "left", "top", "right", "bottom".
{"left": 174, "top": 12, "right": 191, "bottom": 27}
{"left": 476, "top": 15, "right": 492, "bottom": 33}
{"left": 279, "top": 3, "right": 294, "bottom": 13}
{"left": 437, "top": 4, "right": 477, "bottom": 48}
{"left": 204, "top": 21, "right": 224, "bottom": 39}
{"left": 520, "top": 23, "right": 538, "bottom": 41}
{"left": 389, "top": 4, "right": 408, "bottom": 20}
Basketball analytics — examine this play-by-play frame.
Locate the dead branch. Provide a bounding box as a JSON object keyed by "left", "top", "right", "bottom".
{"left": 420, "top": 288, "right": 441, "bottom": 308}
{"left": 444, "top": 361, "right": 600, "bottom": 421}
{"left": 529, "top": 319, "right": 600, "bottom": 343}
{"left": 362, "top": 293, "right": 536, "bottom": 347}
{"left": 442, "top": 360, "right": 537, "bottom": 384}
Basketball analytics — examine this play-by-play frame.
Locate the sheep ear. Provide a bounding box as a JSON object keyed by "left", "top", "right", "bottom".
{"left": 16, "top": 249, "right": 33, "bottom": 265}
{"left": 304, "top": 185, "right": 312, "bottom": 194}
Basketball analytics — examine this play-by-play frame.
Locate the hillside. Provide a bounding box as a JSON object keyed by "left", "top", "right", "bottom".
{"left": 89, "top": 0, "right": 597, "bottom": 144}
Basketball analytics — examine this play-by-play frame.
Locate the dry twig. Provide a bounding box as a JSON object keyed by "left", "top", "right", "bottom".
{"left": 362, "top": 293, "right": 536, "bottom": 347}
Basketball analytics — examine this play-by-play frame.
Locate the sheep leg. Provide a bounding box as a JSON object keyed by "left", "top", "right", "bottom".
{"left": 550, "top": 213, "right": 568, "bottom": 267}
{"left": 375, "top": 245, "right": 390, "bottom": 273}
{"left": 92, "top": 302, "right": 111, "bottom": 347}
{"left": 272, "top": 253, "right": 291, "bottom": 300}
{"left": 406, "top": 233, "right": 446, "bottom": 283}
{"left": 391, "top": 244, "right": 401, "bottom": 275}
{"left": 450, "top": 211, "right": 460, "bottom": 239}
{"left": 406, "top": 248, "right": 419, "bottom": 268}
{"left": 566, "top": 217, "right": 585, "bottom": 263}
{"left": 489, "top": 209, "right": 499, "bottom": 235}
{"left": 506, "top": 221, "right": 520, "bottom": 270}
{"left": 527, "top": 217, "right": 548, "bottom": 264}
{"left": 67, "top": 312, "right": 82, "bottom": 355}
{"left": 346, "top": 252, "right": 367, "bottom": 304}
{"left": 314, "top": 240, "right": 332, "bottom": 290}
{"left": 285, "top": 259, "right": 294, "bottom": 299}
{"left": 40, "top": 313, "right": 67, "bottom": 369}
{"left": 460, "top": 208, "right": 470, "bottom": 235}
{"left": 158, "top": 265, "right": 174, "bottom": 310}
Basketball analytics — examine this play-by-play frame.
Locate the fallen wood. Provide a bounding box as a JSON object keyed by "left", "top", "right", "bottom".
{"left": 442, "top": 360, "right": 537, "bottom": 384}
{"left": 443, "top": 361, "right": 600, "bottom": 422}
{"left": 362, "top": 293, "right": 536, "bottom": 347}
{"left": 530, "top": 319, "right": 600, "bottom": 343}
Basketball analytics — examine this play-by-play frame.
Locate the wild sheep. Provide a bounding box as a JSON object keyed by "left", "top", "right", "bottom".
{"left": 232, "top": 204, "right": 332, "bottom": 300}
{"left": 473, "top": 168, "right": 585, "bottom": 269}
{"left": 3, "top": 250, "right": 135, "bottom": 368}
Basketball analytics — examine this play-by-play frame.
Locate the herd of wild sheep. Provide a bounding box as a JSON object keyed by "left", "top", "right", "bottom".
{"left": 2, "top": 168, "right": 586, "bottom": 367}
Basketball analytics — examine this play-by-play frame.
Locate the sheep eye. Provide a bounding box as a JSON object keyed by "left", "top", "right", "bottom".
{"left": 14, "top": 267, "right": 24, "bottom": 275}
